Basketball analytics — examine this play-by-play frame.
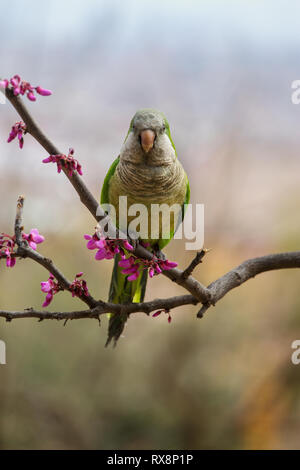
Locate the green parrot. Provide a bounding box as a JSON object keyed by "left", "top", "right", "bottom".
{"left": 101, "top": 109, "right": 190, "bottom": 345}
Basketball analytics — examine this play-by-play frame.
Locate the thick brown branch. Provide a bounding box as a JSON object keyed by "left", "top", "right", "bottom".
{"left": 197, "top": 251, "right": 300, "bottom": 317}
{"left": 2, "top": 251, "right": 300, "bottom": 323}
{"left": 0, "top": 294, "right": 198, "bottom": 321}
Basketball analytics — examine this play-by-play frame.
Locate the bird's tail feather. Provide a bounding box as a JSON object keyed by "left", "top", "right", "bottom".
{"left": 105, "top": 253, "right": 147, "bottom": 347}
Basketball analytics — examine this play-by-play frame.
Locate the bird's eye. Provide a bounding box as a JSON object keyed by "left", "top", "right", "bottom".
{"left": 162, "top": 124, "right": 166, "bottom": 132}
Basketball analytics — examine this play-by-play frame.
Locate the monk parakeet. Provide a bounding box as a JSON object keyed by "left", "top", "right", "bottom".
{"left": 101, "top": 109, "right": 190, "bottom": 345}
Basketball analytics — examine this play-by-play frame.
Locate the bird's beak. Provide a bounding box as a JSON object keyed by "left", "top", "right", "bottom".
{"left": 140, "top": 129, "right": 155, "bottom": 153}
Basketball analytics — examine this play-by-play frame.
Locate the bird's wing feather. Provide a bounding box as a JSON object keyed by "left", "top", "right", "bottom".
{"left": 100, "top": 156, "right": 120, "bottom": 206}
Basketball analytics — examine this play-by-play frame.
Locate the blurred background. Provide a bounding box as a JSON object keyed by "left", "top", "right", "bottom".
{"left": 0, "top": 0, "right": 300, "bottom": 450}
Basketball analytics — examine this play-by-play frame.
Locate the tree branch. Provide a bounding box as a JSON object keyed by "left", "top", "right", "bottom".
{"left": 3, "top": 87, "right": 300, "bottom": 328}
{"left": 1, "top": 251, "right": 300, "bottom": 322}
{"left": 0, "top": 294, "right": 198, "bottom": 322}
{"left": 4, "top": 88, "right": 211, "bottom": 305}
{"left": 197, "top": 251, "right": 300, "bottom": 317}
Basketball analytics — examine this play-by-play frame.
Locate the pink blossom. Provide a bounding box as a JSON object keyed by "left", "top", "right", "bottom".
{"left": 41, "top": 272, "right": 90, "bottom": 307}
{"left": 7, "top": 121, "right": 27, "bottom": 149}
{"left": 152, "top": 309, "right": 172, "bottom": 323}
{"left": 144, "top": 257, "right": 178, "bottom": 281}
{"left": 23, "top": 229, "right": 45, "bottom": 250}
{"left": 84, "top": 230, "right": 177, "bottom": 283}
{"left": 0, "top": 234, "right": 15, "bottom": 267}
{"left": 41, "top": 280, "right": 52, "bottom": 293}
{"left": 84, "top": 230, "right": 133, "bottom": 262}
{"left": 155, "top": 264, "right": 162, "bottom": 274}
{"left": 43, "top": 148, "right": 83, "bottom": 177}
{"left": 10, "top": 75, "right": 20, "bottom": 88}
{"left": 152, "top": 310, "right": 162, "bottom": 317}
{"left": 0, "top": 75, "right": 52, "bottom": 101}
{"left": 118, "top": 256, "right": 140, "bottom": 279}
{"left": 6, "top": 257, "right": 16, "bottom": 268}
{"left": 27, "top": 92, "right": 36, "bottom": 102}
{"left": 123, "top": 240, "right": 134, "bottom": 251}
{"left": 85, "top": 235, "right": 104, "bottom": 250}
{"left": 40, "top": 273, "right": 61, "bottom": 307}
{"left": 5, "top": 247, "right": 16, "bottom": 268}
{"left": 43, "top": 292, "right": 53, "bottom": 307}
{"left": 0, "top": 79, "right": 8, "bottom": 88}
{"left": 36, "top": 86, "right": 52, "bottom": 96}
{"left": 95, "top": 248, "right": 112, "bottom": 260}
{"left": 149, "top": 267, "right": 155, "bottom": 278}
{"left": 118, "top": 258, "right": 133, "bottom": 268}
{"left": 69, "top": 273, "right": 89, "bottom": 298}
{"left": 0, "top": 227, "right": 44, "bottom": 268}
{"left": 160, "top": 260, "right": 178, "bottom": 270}
{"left": 128, "top": 271, "right": 140, "bottom": 281}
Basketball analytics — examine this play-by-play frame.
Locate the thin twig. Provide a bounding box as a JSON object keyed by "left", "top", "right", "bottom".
{"left": 181, "top": 249, "right": 209, "bottom": 280}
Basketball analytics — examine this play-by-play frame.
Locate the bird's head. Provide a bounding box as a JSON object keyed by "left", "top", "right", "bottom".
{"left": 120, "top": 109, "right": 176, "bottom": 166}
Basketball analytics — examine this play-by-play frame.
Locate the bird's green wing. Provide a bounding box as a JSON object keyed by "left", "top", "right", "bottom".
{"left": 163, "top": 116, "right": 177, "bottom": 157}
{"left": 101, "top": 155, "right": 128, "bottom": 306}
{"left": 101, "top": 156, "right": 120, "bottom": 206}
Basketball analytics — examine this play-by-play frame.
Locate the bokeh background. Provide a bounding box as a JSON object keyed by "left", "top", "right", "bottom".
{"left": 1, "top": 0, "right": 300, "bottom": 450}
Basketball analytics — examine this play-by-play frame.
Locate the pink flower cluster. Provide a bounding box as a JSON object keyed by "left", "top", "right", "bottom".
{"left": 41, "top": 272, "right": 89, "bottom": 307}
{"left": 152, "top": 309, "right": 172, "bottom": 323}
{"left": 23, "top": 228, "right": 45, "bottom": 250}
{"left": 0, "top": 75, "right": 52, "bottom": 101}
{"left": 69, "top": 272, "right": 89, "bottom": 298}
{"left": 7, "top": 121, "right": 27, "bottom": 149}
{"left": 118, "top": 256, "right": 177, "bottom": 282}
{"left": 118, "top": 256, "right": 140, "bottom": 281}
{"left": 41, "top": 273, "right": 62, "bottom": 307}
{"left": 0, "top": 234, "right": 16, "bottom": 267}
{"left": 0, "top": 229, "right": 44, "bottom": 268}
{"left": 84, "top": 232, "right": 134, "bottom": 261}
{"left": 43, "top": 148, "right": 83, "bottom": 177}
{"left": 85, "top": 232, "right": 178, "bottom": 282}
{"left": 148, "top": 258, "right": 177, "bottom": 277}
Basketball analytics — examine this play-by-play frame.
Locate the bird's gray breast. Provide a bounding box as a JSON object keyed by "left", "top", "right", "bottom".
{"left": 116, "top": 159, "right": 185, "bottom": 201}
